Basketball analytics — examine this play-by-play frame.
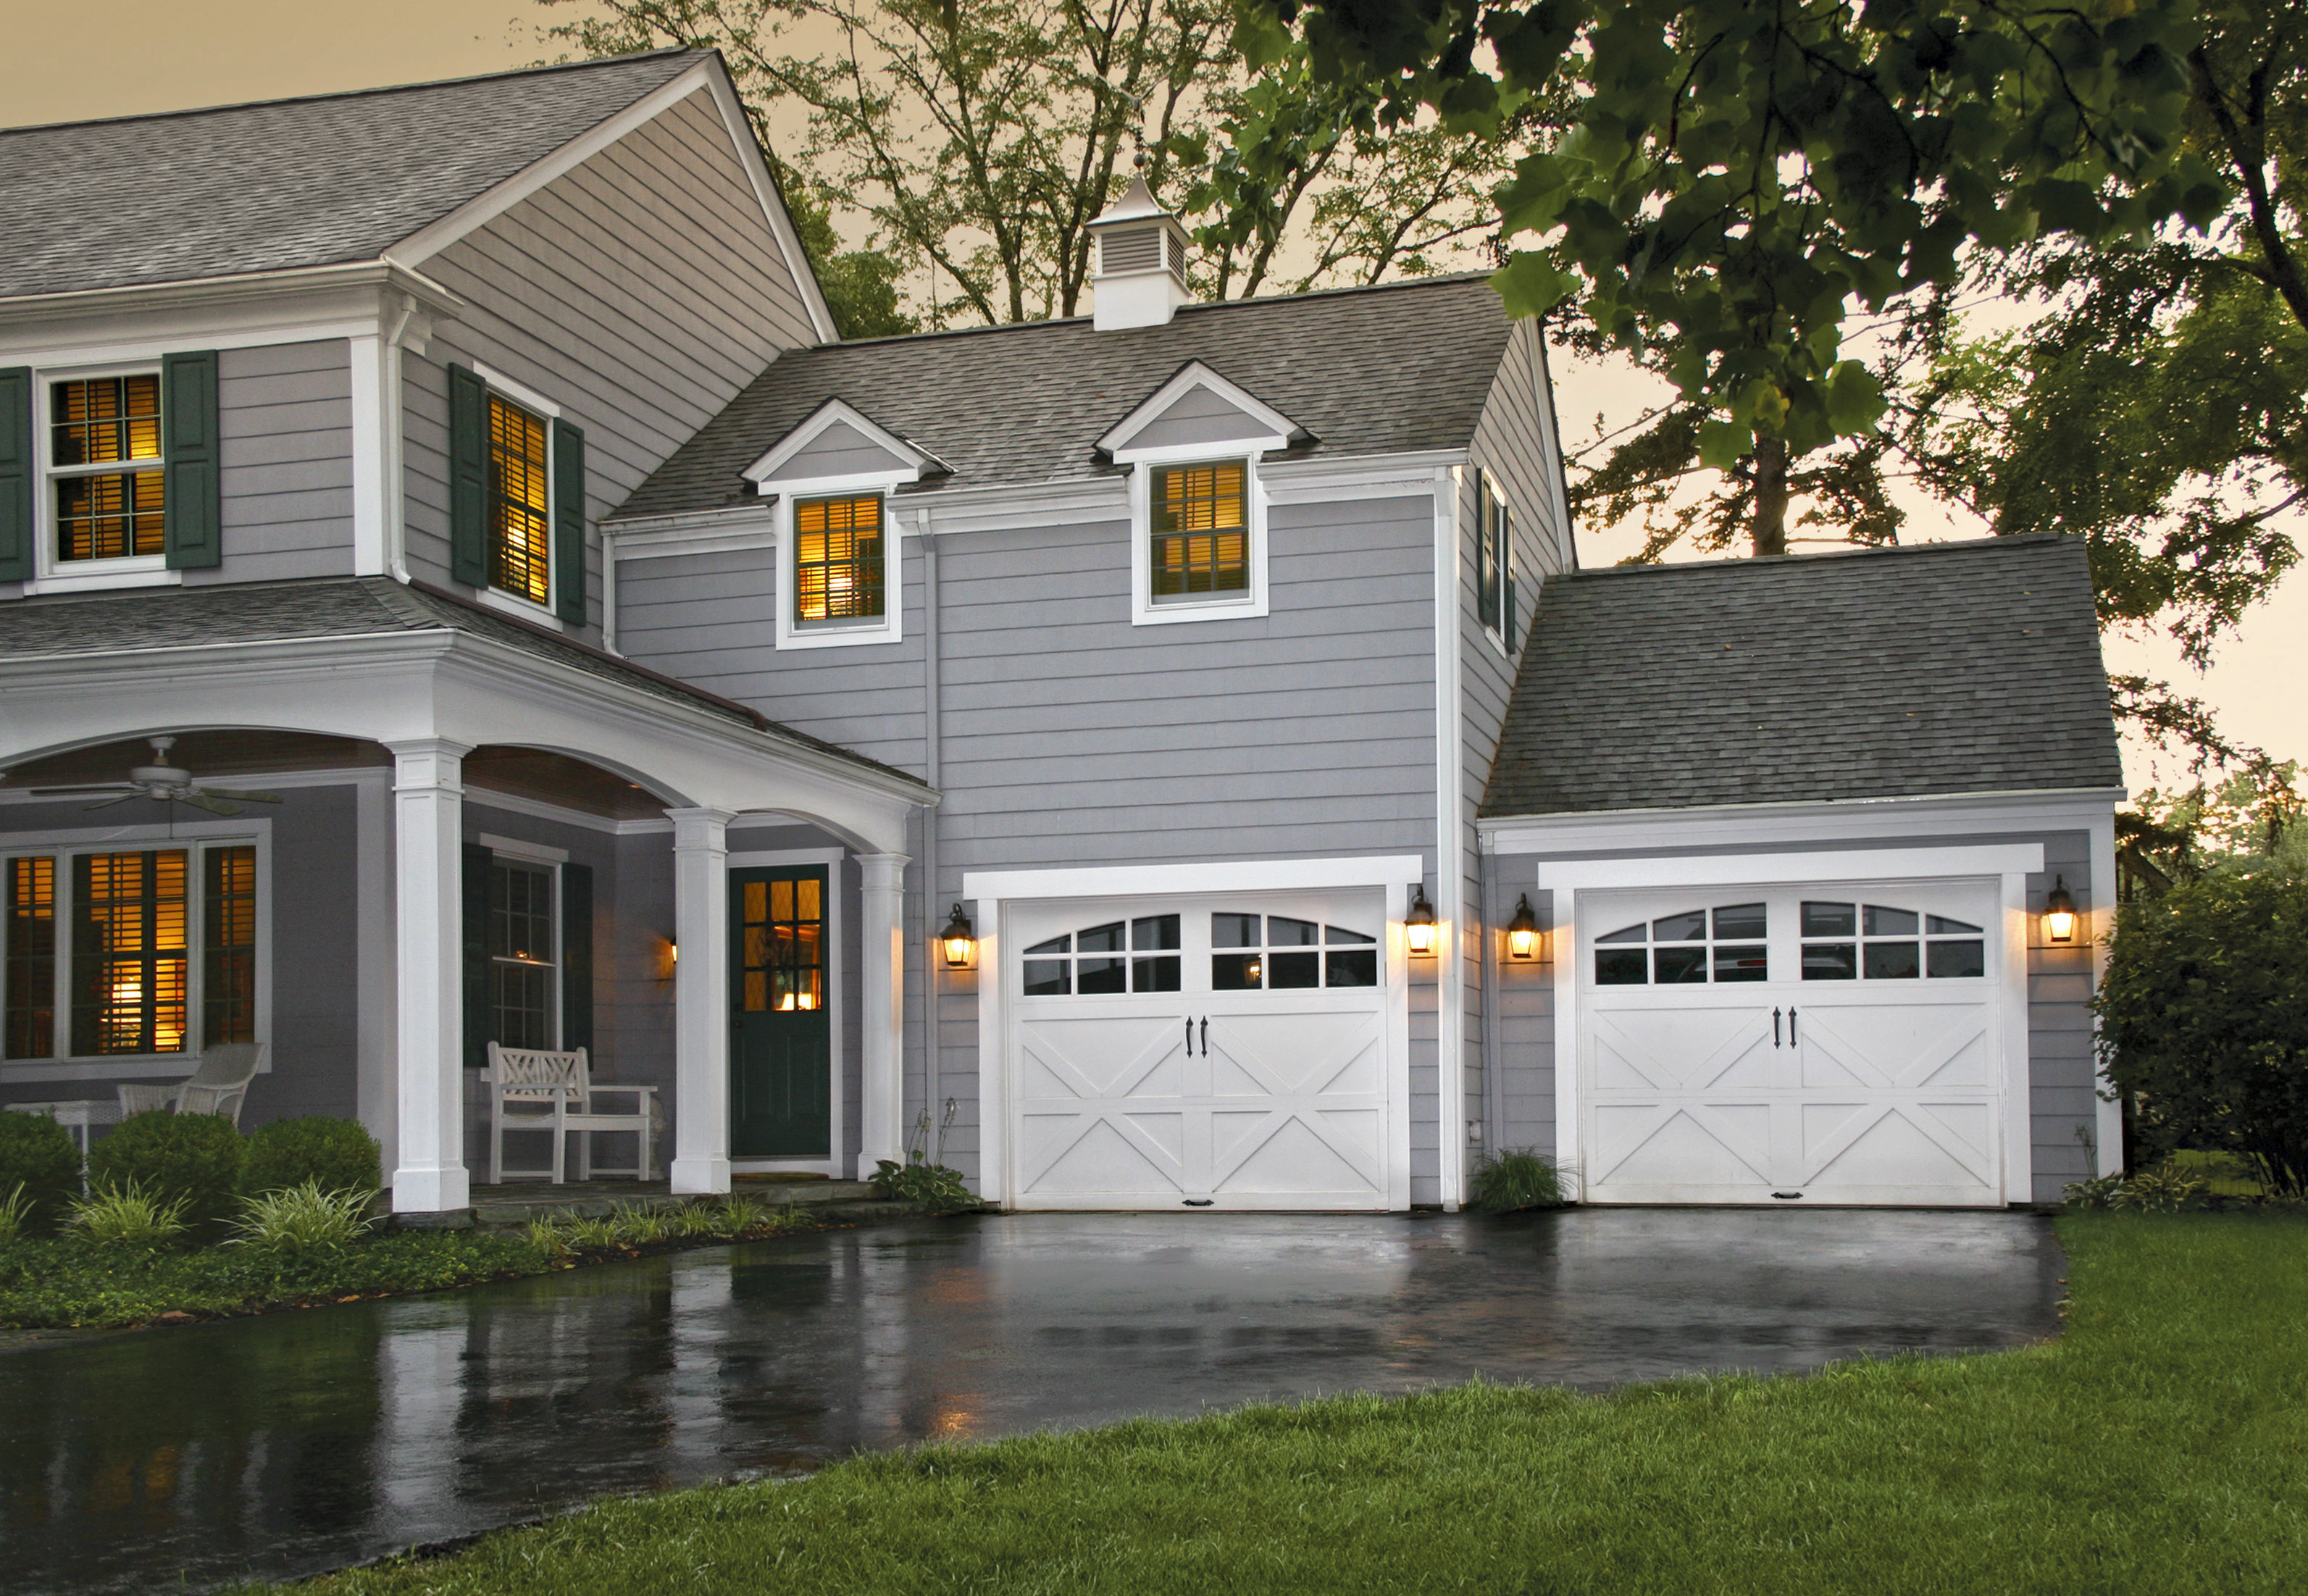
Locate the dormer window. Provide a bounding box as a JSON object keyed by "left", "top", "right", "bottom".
{"left": 741, "top": 398, "right": 933, "bottom": 652}
{"left": 1150, "top": 461, "right": 1249, "bottom": 603}
{"left": 794, "top": 493, "right": 886, "bottom": 626}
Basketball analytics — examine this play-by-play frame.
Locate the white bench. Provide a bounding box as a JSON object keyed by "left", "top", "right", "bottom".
{"left": 484, "top": 1043, "right": 661, "bottom": 1184}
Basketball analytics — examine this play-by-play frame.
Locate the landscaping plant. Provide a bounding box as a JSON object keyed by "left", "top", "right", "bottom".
{"left": 241, "top": 1116, "right": 382, "bottom": 1200}
{"left": 2098, "top": 869, "right": 2308, "bottom": 1194}
{"left": 1468, "top": 1148, "right": 1569, "bottom": 1211}
{"left": 0, "top": 1109, "right": 83, "bottom": 1235}
{"left": 228, "top": 1182, "right": 375, "bottom": 1251}
{"left": 87, "top": 1110, "right": 246, "bottom": 1235}
{"left": 0, "top": 1182, "right": 35, "bottom": 1243}
{"left": 68, "top": 1180, "right": 189, "bottom": 1246}
{"left": 870, "top": 1155, "right": 974, "bottom": 1210}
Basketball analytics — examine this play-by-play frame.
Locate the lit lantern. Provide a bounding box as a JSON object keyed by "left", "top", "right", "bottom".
{"left": 1405, "top": 885, "right": 1437, "bottom": 956}
{"left": 940, "top": 903, "right": 977, "bottom": 969}
{"left": 2044, "top": 878, "right": 2078, "bottom": 945}
{"left": 1506, "top": 893, "right": 1541, "bottom": 961}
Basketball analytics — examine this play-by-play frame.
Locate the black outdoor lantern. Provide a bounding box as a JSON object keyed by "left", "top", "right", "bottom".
{"left": 940, "top": 903, "right": 978, "bottom": 969}
{"left": 2044, "top": 877, "right": 2078, "bottom": 945}
{"left": 1505, "top": 893, "right": 1542, "bottom": 961}
{"left": 1405, "top": 884, "right": 1437, "bottom": 956}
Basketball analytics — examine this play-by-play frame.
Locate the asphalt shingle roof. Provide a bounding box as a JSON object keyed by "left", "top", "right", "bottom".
{"left": 0, "top": 577, "right": 923, "bottom": 788}
{"left": 1481, "top": 534, "right": 2123, "bottom": 818}
{"left": 0, "top": 51, "right": 703, "bottom": 300}
{"left": 612, "top": 274, "right": 1515, "bottom": 518}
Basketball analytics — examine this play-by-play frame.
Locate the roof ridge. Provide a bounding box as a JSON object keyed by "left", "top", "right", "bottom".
{"left": 0, "top": 47, "right": 701, "bottom": 139}
{"left": 1563, "top": 532, "right": 2079, "bottom": 581}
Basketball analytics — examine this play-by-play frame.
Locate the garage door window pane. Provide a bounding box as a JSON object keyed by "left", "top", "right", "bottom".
{"left": 1023, "top": 932, "right": 1070, "bottom": 995}
{"left": 1213, "top": 953, "right": 1260, "bottom": 989}
{"left": 1927, "top": 939, "right": 1985, "bottom": 979}
{"left": 1713, "top": 945, "right": 1768, "bottom": 982}
{"left": 1596, "top": 948, "right": 1647, "bottom": 985}
{"left": 1802, "top": 901, "right": 1856, "bottom": 936}
{"left": 1326, "top": 949, "right": 1377, "bottom": 986}
{"left": 1212, "top": 913, "right": 1260, "bottom": 948}
{"left": 1596, "top": 922, "right": 1647, "bottom": 945}
{"left": 1078, "top": 922, "right": 1124, "bottom": 953}
{"left": 1654, "top": 910, "right": 1707, "bottom": 943}
{"left": 1269, "top": 951, "right": 1319, "bottom": 988}
{"left": 1653, "top": 946, "right": 1707, "bottom": 984}
{"left": 1927, "top": 914, "right": 1981, "bottom": 935}
{"left": 1863, "top": 941, "right": 1920, "bottom": 979}
{"left": 1864, "top": 906, "right": 1918, "bottom": 936}
{"left": 1270, "top": 916, "right": 1318, "bottom": 946}
{"left": 1712, "top": 903, "right": 1766, "bottom": 940}
{"left": 1803, "top": 943, "right": 1858, "bottom": 980}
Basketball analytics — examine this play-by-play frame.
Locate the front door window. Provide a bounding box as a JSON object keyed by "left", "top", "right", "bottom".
{"left": 730, "top": 866, "right": 832, "bottom": 1158}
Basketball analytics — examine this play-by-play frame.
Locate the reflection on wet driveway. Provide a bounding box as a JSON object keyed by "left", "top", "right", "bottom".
{"left": 0, "top": 1208, "right": 2063, "bottom": 1595}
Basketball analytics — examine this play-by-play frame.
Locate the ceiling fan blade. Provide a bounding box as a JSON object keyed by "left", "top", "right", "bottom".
{"left": 28, "top": 785, "right": 136, "bottom": 798}
{"left": 83, "top": 793, "right": 144, "bottom": 810}
{"left": 197, "top": 787, "right": 283, "bottom": 803}
{"left": 177, "top": 792, "right": 244, "bottom": 817}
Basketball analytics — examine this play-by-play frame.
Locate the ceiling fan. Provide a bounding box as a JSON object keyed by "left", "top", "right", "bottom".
{"left": 27, "top": 737, "right": 284, "bottom": 817}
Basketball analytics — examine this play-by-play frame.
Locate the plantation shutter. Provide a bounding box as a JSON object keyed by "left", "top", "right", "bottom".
{"left": 162, "top": 350, "right": 222, "bottom": 569}
{"left": 462, "top": 843, "right": 493, "bottom": 1069}
{"left": 448, "top": 363, "right": 490, "bottom": 586}
{"left": 560, "top": 861, "right": 594, "bottom": 1053}
{"left": 551, "top": 417, "right": 586, "bottom": 625}
{"left": 0, "top": 367, "right": 30, "bottom": 582}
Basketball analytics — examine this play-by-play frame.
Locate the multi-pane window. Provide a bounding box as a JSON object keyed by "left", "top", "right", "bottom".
{"left": 1023, "top": 916, "right": 1180, "bottom": 996}
{"left": 1150, "top": 461, "right": 1249, "bottom": 603}
{"left": 489, "top": 859, "right": 557, "bottom": 1049}
{"left": 1594, "top": 904, "right": 1770, "bottom": 986}
{"left": 1476, "top": 475, "right": 1517, "bottom": 649}
{"left": 1213, "top": 914, "right": 1379, "bottom": 990}
{"left": 4, "top": 858, "right": 56, "bottom": 1060}
{"left": 488, "top": 393, "right": 553, "bottom": 605}
{"left": 203, "top": 846, "right": 257, "bottom": 1045}
{"left": 71, "top": 851, "right": 191, "bottom": 1056}
{"left": 739, "top": 874, "right": 824, "bottom": 1011}
{"left": 793, "top": 494, "right": 886, "bottom": 626}
{"left": 51, "top": 375, "right": 165, "bottom": 563}
{"left": 1801, "top": 902, "right": 1985, "bottom": 981}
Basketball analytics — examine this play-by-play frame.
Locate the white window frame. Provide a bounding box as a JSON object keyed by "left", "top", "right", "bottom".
{"left": 1122, "top": 443, "right": 1272, "bottom": 627}
{"left": 1476, "top": 469, "right": 1514, "bottom": 659}
{"left": 484, "top": 848, "right": 562, "bottom": 1053}
{"left": 0, "top": 819, "right": 272, "bottom": 1083}
{"left": 471, "top": 364, "right": 564, "bottom": 631}
{"left": 25, "top": 361, "right": 181, "bottom": 596}
{"left": 769, "top": 473, "right": 907, "bottom": 651}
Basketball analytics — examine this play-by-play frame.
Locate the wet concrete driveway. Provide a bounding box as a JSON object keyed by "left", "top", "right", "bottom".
{"left": 0, "top": 1208, "right": 2062, "bottom": 1595}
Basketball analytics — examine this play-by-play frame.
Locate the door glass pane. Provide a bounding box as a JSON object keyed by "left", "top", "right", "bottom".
{"left": 1211, "top": 913, "right": 1260, "bottom": 948}
{"left": 1926, "top": 914, "right": 1983, "bottom": 935}
{"left": 1863, "top": 906, "right": 1918, "bottom": 936}
{"left": 1653, "top": 910, "right": 1707, "bottom": 943}
{"left": 1132, "top": 956, "right": 1181, "bottom": 992}
{"left": 1023, "top": 961, "right": 1070, "bottom": 995}
{"left": 1077, "top": 922, "right": 1125, "bottom": 954}
{"left": 1863, "top": 941, "right": 1920, "bottom": 979}
{"left": 1269, "top": 916, "right": 1319, "bottom": 946}
{"left": 1024, "top": 935, "right": 1070, "bottom": 957}
{"left": 1653, "top": 946, "right": 1707, "bottom": 984}
{"left": 1131, "top": 915, "right": 1179, "bottom": 951}
{"left": 1076, "top": 956, "right": 1126, "bottom": 994}
{"left": 1212, "top": 953, "right": 1260, "bottom": 990}
{"left": 1712, "top": 903, "right": 1767, "bottom": 940}
{"left": 1595, "top": 949, "right": 1647, "bottom": 985}
{"left": 739, "top": 869, "right": 825, "bottom": 1013}
{"left": 1802, "top": 901, "right": 1856, "bottom": 937}
{"left": 1326, "top": 949, "right": 1378, "bottom": 987}
{"left": 1268, "top": 951, "right": 1319, "bottom": 988}
{"left": 1712, "top": 945, "right": 1768, "bottom": 982}
{"left": 1926, "top": 940, "right": 1986, "bottom": 979}
{"left": 1803, "top": 943, "right": 1857, "bottom": 980}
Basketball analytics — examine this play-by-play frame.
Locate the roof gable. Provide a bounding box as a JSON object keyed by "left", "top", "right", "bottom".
{"left": 742, "top": 398, "right": 946, "bottom": 490}
{"left": 1095, "top": 361, "right": 1308, "bottom": 461}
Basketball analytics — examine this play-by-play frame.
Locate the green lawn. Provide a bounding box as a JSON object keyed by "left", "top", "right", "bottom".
{"left": 272, "top": 1212, "right": 2308, "bottom": 1595}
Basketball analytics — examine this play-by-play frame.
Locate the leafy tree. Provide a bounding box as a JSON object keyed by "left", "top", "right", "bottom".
{"left": 2120, "top": 757, "right": 2307, "bottom": 898}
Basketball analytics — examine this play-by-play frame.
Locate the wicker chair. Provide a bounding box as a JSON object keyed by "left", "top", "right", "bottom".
{"left": 115, "top": 1043, "right": 264, "bottom": 1126}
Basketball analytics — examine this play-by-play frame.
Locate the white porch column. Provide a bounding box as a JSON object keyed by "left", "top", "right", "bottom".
{"left": 858, "top": 851, "right": 909, "bottom": 1177}
{"left": 386, "top": 738, "right": 473, "bottom": 1213}
{"left": 669, "top": 808, "right": 734, "bottom": 1194}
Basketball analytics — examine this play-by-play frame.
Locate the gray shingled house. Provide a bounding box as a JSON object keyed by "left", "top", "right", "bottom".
{"left": 0, "top": 49, "right": 2121, "bottom": 1216}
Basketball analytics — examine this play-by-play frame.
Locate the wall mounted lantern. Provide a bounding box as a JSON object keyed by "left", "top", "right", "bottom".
{"left": 940, "top": 903, "right": 978, "bottom": 969}
{"left": 1405, "top": 884, "right": 1437, "bottom": 956}
{"left": 2044, "top": 878, "right": 2078, "bottom": 945}
{"left": 1505, "top": 893, "right": 1542, "bottom": 961}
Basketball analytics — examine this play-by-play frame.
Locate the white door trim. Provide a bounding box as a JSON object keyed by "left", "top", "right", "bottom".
{"left": 965, "top": 854, "right": 1422, "bottom": 1209}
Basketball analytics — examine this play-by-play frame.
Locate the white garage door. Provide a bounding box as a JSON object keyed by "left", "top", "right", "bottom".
{"left": 1007, "top": 890, "right": 1394, "bottom": 1210}
{"left": 1578, "top": 880, "right": 2006, "bottom": 1206}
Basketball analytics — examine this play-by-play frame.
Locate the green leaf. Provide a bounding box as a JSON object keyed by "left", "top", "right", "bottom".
{"left": 1492, "top": 251, "right": 1581, "bottom": 319}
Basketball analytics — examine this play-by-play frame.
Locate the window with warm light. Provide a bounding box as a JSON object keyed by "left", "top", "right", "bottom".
{"left": 793, "top": 493, "right": 886, "bottom": 627}
{"left": 488, "top": 393, "right": 553, "bottom": 605}
{"left": 72, "top": 850, "right": 190, "bottom": 1056}
{"left": 740, "top": 874, "right": 824, "bottom": 1011}
{"left": 49, "top": 374, "right": 165, "bottom": 564}
{"left": 1150, "top": 461, "right": 1249, "bottom": 604}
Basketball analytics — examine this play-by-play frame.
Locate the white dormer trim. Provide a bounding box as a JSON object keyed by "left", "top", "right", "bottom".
{"left": 1097, "top": 362, "right": 1306, "bottom": 463}
{"left": 742, "top": 397, "right": 942, "bottom": 491}
{"left": 758, "top": 467, "right": 912, "bottom": 653}
{"left": 1126, "top": 441, "right": 1272, "bottom": 628}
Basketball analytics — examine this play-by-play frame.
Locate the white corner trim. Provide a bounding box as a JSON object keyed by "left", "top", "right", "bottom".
{"left": 472, "top": 362, "right": 561, "bottom": 419}
{"left": 1126, "top": 454, "right": 1271, "bottom": 627}
{"left": 477, "top": 832, "right": 568, "bottom": 865}
{"left": 2089, "top": 809, "right": 2122, "bottom": 1177}
{"left": 962, "top": 853, "right": 1427, "bottom": 906}
{"left": 743, "top": 397, "right": 936, "bottom": 485}
{"left": 1432, "top": 463, "right": 1466, "bottom": 1211}
{"left": 1097, "top": 361, "right": 1304, "bottom": 460}
{"left": 1530, "top": 843, "right": 2046, "bottom": 893}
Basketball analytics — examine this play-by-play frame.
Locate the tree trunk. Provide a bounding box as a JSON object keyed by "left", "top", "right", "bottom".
{"left": 1749, "top": 435, "right": 1790, "bottom": 556}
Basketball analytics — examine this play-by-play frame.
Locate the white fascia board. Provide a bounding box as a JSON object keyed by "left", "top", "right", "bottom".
{"left": 1261, "top": 451, "right": 1469, "bottom": 504}
{"left": 742, "top": 397, "right": 936, "bottom": 486}
{"left": 704, "top": 70, "right": 840, "bottom": 346}
{"left": 1096, "top": 359, "right": 1305, "bottom": 459}
{"left": 0, "top": 262, "right": 463, "bottom": 365}
{"left": 1532, "top": 843, "right": 2046, "bottom": 893}
{"left": 1479, "top": 787, "right": 2129, "bottom": 858}
{"left": 605, "top": 504, "right": 777, "bottom": 561}
{"left": 962, "top": 853, "right": 1427, "bottom": 906}
{"left": 908, "top": 479, "right": 1126, "bottom": 535}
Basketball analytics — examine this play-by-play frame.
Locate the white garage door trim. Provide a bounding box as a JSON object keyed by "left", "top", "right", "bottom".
{"left": 1535, "top": 843, "right": 2042, "bottom": 1206}
{"left": 964, "top": 855, "right": 1422, "bottom": 1210}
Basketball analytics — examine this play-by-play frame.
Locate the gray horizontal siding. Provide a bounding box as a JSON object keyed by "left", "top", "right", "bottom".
{"left": 1129, "top": 383, "right": 1274, "bottom": 450}
{"left": 2028, "top": 830, "right": 2100, "bottom": 1200}
{"left": 184, "top": 338, "right": 354, "bottom": 586}
{"left": 763, "top": 420, "right": 909, "bottom": 480}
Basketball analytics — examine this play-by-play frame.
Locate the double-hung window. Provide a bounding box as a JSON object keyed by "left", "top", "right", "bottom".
{"left": 446, "top": 362, "right": 585, "bottom": 626}
{"left": 488, "top": 857, "right": 559, "bottom": 1050}
{"left": 794, "top": 494, "right": 886, "bottom": 627}
{"left": 49, "top": 374, "right": 165, "bottom": 564}
{"left": 1476, "top": 472, "right": 1518, "bottom": 653}
{"left": 487, "top": 393, "right": 552, "bottom": 606}
{"left": 1150, "top": 461, "right": 1249, "bottom": 603}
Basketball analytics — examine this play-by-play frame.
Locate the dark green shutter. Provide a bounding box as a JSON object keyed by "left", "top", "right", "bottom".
{"left": 162, "top": 351, "right": 222, "bottom": 569}
{"left": 462, "top": 843, "right": 493, "bottom": 1069}
{"left": 448, "top": 363, "right": 490, "bottom": 586}
{"left": 551, "top": 417, "right": 586, "bottom": 624}
{"left": 0, "top": 368, "right": 30, "bottom": 582}
{"left": 560, "top": 862, "right": 594, "bottom": 1053}
{"left": 1502, "top": 512, "right": 1519, "bottom": 654}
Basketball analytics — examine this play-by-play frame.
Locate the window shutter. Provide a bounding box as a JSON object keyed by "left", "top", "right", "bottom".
{"left": 462, "top": 843, "right": 493, "bottom": 1069}
{"left": 448, "top": 364, "right": 489, "bottom": 587}
{"left": 0, "top": 368, "right": 30, "bottom": 582}
{"left": 1503, "top": 528, "right": 1519, "bottom": 654}
{"left": 162, "top": 351, "right": 222, "bottom": 569}
{"left": 551, "top": 417, "right": 586, "bottom": 624}
{"left": 560, "top": 861, "right": 594, "bottom": 1053}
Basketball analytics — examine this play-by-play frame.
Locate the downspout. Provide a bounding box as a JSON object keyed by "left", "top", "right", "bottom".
{"left": 382, "top": 293, "right": 417, "bottom": 584}
{"left": 919, "top": 507, "right": 942, "bottom": 1164}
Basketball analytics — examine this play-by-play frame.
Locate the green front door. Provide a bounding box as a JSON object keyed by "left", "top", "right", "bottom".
{"left": 729, "top": 866, "right": 831, "bottom": 1158}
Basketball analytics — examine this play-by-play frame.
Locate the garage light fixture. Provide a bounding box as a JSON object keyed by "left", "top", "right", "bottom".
{"left": 1505, "top": 893, "right": 1541, "bottom": 961}
{"left": 1405, "top": 885, "right": 1437, "bottom": 956}
{"left": 940, "top": 903, "right": 978, "bottom": 969}
{"left": 2044, "top": 878, "right": 2078, "bottom": 945}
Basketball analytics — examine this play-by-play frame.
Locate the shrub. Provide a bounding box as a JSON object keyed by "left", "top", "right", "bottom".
{"left": 241, "top": 1116, "right": 382, "bottom": 1200}
{"left": 228, "top": 1181, "right": 375, "bottom": 1250}
{"left": 87, "top": 1111, "right": 245, "bottom": 1235}
{"left": 1468, "top": 1148, "right": 1570, "bottom": 1211}
{"left": 0, "top": 1111, "right": 82, "bottom": 1235}
{"left": 870, "top": 1156, "right": 975, "bottom": 1209}
{"left": 69, "top": 1180, "right": 189, "bottom": 1245}
{"left": 2098, "top": 869, "right": 2308, "bottom": 1194}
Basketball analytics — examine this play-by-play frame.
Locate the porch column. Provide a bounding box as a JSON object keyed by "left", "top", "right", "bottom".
{"left": 386, "top": 738, "right": 473, "bottom": 1213}
{"left": 669, "top": 808, "right": 733, "bottom": 1194}
{"left": 858, "top": 851, "right": 909, "bottom": 1178}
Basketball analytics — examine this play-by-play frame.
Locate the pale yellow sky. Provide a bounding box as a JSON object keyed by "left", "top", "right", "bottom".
{"left": 4, "top": 0, "right": 2298, "bottom": 782}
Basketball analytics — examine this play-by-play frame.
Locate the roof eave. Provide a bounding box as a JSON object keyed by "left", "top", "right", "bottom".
{"left": 0, "top": 257, "right": 467, "bottom": 324}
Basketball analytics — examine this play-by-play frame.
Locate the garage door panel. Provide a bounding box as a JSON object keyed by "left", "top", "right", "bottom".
{"left": 1592, "top": 1102, "right": 1773, "bottom": 1187}
{"left": 1019, "top": 1015, "right": 1187, "bottom": 1100}
{"left": 1212, "top": 1111, "right": 1382, "bottom": 1198}
{"left": 1796, "top": 1001, "right": 1991, "bottom": 1091}
{"left": 1591, "top": 1006, "right": 1777, "bottom": 1092}
{"left": 1210, "top": 1012, "right": 1381, "bottom": 1097}
{"left": 1800, "top": 1104, "right": 1993, "bottom": 1190}
{"left": 1020, "top": 1112, "right": 1187, "bottom": 1195}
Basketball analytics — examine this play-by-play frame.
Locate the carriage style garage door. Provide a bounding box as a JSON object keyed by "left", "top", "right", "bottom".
{"left": 1006, "top": 890, "right": 1394, "bottom": 1210}
{"left": 1578, "top": 880, "right": 2007, "bottom": 1206}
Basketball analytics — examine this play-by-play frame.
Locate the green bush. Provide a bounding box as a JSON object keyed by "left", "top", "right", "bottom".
{"left": 228, "top": 1181, "right": 375, "bottom": 1250}
{"left": 1468, "top": 1148, "right": 1570, "bottom": 1211}
{"left": 2098, "top": 869, "right": 2308, "bottom": 1195}
{"left": 68, "top": 1180, "right": 189, "bottom": 1245}
{"left": 871, "top": 1155, "right": 975, "bottom": 1209}
{"left": 241, "top": 1116, "right": 382, "bottom": 1199}
{"left": 86, "top": 1110, "right": 244, "bottom": 1235}
{"left": 0, "top": 1111, "right": 82, "bottom": 1235}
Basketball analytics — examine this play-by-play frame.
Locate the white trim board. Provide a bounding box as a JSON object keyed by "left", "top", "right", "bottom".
{"left": 1483, "top": 788, "right": 2127, "bottom": 857}
{"left": 1431, "top": 464, "right": 1466, "bottom": 1211}
{"left": 1096, "top": 361, "right": 1304, "bottom": 460}
{"left": 962, "top": 853, "right": 1426, "bottom": 904}
{"left": 743, "top": 398, "right": 940, "bottom": 486}
{"left": 1530, "top": 843, "right": 2046, "bottom": 892}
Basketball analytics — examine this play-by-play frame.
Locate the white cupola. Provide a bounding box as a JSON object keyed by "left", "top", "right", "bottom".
{"left": 1089, "top": 175, "right": 1193, "bottom": 331}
